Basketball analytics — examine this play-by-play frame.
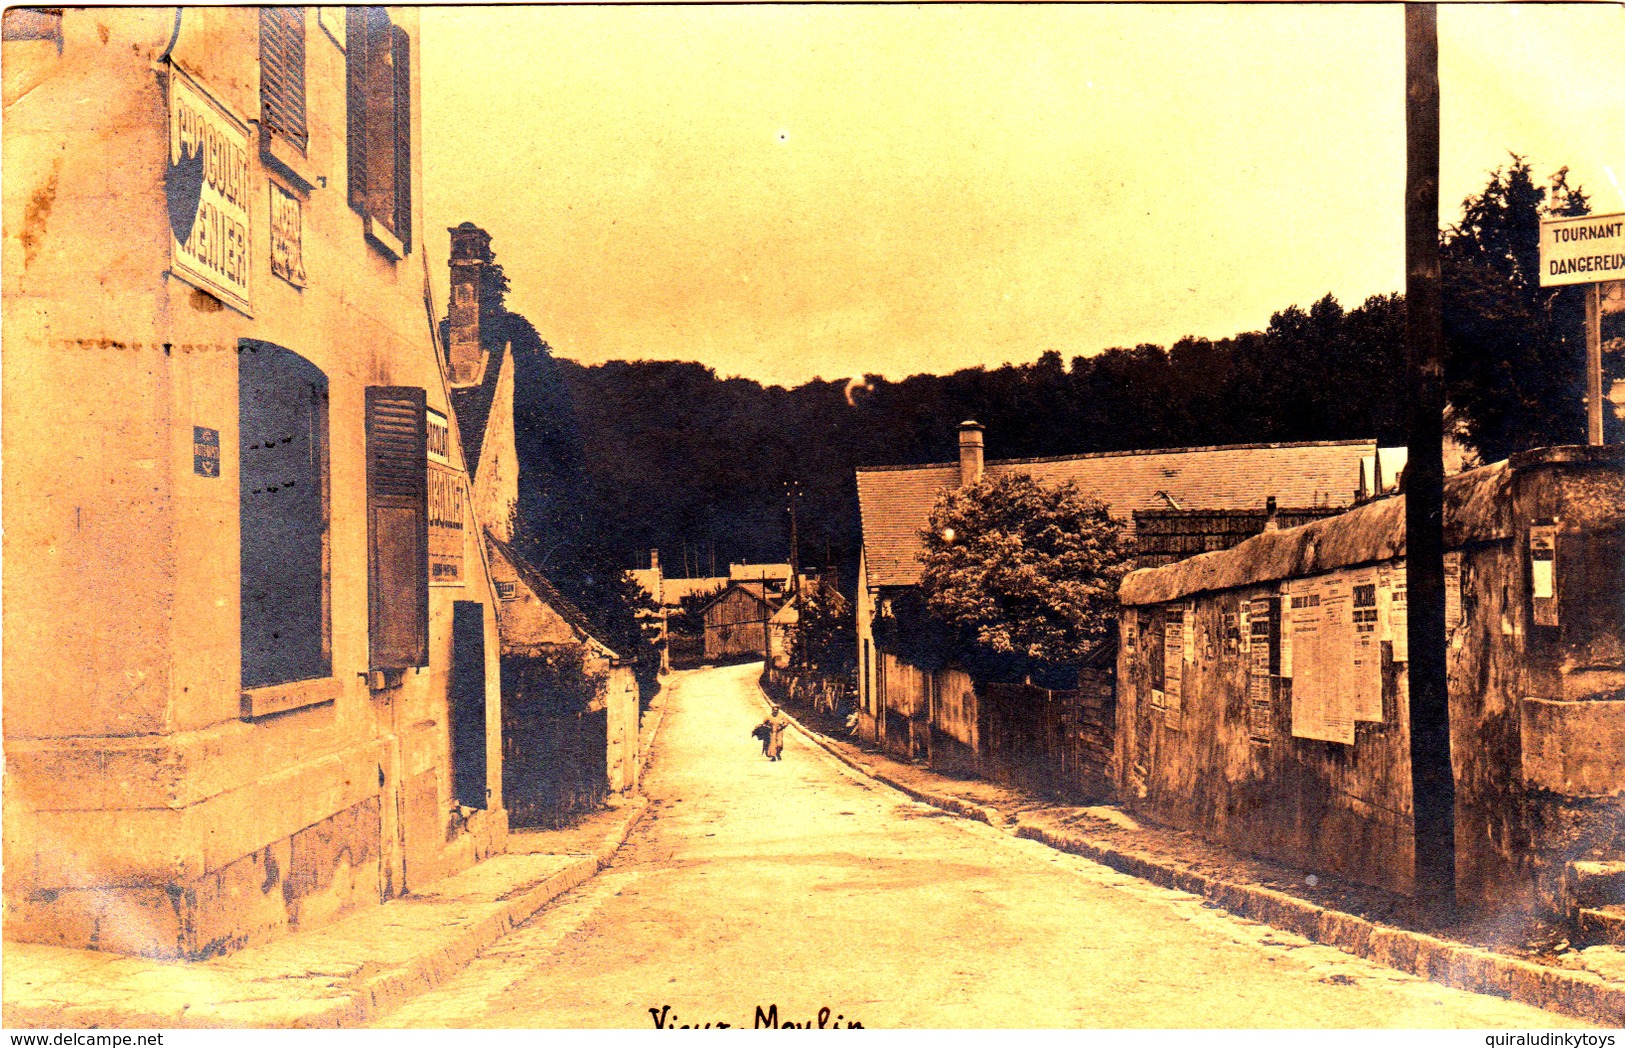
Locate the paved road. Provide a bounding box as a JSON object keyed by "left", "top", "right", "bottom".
{"left": 380, "top": 663, "right": 1583, "bottom": 1028}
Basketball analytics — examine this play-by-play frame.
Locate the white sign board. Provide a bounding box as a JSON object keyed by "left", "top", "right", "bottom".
{"left": 168, "top": 66, "right": 252, "bottom": 314}
{"left": 1539, "top": 212, "right": 1625, "bottom": 287}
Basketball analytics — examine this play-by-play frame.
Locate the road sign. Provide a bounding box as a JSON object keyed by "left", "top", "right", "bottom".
{"left": 1539, "top": 211, "right": 1625, "bottom": 288}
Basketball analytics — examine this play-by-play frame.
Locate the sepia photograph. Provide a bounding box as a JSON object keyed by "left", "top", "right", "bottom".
{"left": 3, "top": 0, "right": 1625, "bottom": 1031}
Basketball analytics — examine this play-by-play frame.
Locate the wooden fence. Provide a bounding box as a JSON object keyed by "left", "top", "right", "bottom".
{"left": 981, "top": 671, "right": 1115, "bottom": 802}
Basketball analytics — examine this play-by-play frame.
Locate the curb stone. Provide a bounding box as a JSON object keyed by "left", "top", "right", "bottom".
{"left": 767, "top": 688, "right": 1623, "bottom": 1027}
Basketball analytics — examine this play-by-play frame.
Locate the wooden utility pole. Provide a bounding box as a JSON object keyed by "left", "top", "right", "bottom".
{"left": 785, "top": 480, "right": 804, "bottom": 668}
{"left": 1587, "top": 283, "right": 1604, "bottom": 445}
{"left": 1404, "top": 1, "right": 1456, "bottom": 917}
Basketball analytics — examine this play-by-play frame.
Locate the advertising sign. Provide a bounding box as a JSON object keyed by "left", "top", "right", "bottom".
{"left": 426, "top": 409, "right": 464, "bottom": 585}
{"left": 168, "top": 65, "right": 252, "bottom": 314}
{"left": 270, "top": 181, "right": 307, "bottom": 288}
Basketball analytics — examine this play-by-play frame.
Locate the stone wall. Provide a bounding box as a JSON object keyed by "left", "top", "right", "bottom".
{"left": 1116, "top": 447, "right": 1625, "bottom": 915}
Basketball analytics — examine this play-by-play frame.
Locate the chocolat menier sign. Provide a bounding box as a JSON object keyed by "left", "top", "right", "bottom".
{"left": 167, "top": 64, "right": 252, "bottom": 314}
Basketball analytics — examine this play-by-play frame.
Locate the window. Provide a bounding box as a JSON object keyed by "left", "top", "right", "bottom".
{"left": 346, "top": 7, "right": 412, "bottom": 252}
{"left": 367, "top": 386, "right": 429, "bottom": 670}
{"left": 240, "top": 342, "right": 330, "bottom": 689}
{"left": 259, "top": 7, "right": 307, "bottom": 151}
{"left": 495, "top": 580, "right": 518, "bottom": 601}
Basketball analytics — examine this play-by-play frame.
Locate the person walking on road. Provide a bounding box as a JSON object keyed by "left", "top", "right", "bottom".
{"left": 757, "top": 704, "right": 790, "bottom": 761}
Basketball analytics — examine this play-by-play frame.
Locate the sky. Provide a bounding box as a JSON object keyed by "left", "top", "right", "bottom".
{"left": 421, "top": 3, "right": 1625, "bottom": 389}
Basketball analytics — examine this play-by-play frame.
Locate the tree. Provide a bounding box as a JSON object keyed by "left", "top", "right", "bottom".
{"left": 1440, "top": 157, "right": 1600, "bottom": 461}
{"left": 796, "top": 582, "right": 855, "bottom": 678}
{"left": 917, "top": 472, "right": 1133, "bottom": 678}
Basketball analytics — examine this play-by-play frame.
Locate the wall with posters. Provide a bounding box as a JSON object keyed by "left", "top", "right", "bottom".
{"left": 1115, "top": 447, "right": 1625, "bottom": 915}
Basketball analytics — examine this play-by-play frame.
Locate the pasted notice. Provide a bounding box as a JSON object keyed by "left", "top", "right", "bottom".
{"left": 427, "top": 409, "right": 464, "bottom": 585}
{"left": 1163, "top": 613, "right": 1183, "bottom": 713}
{"left": 1348, "top": 567, "right": 1382, "bottom": 721}
{"left": 168, "top": 65, "right": 251, "bottom": 313}
{"left": 1385, "top": 559, "right": 1409, "bottom": 663}
{"left": 1287, "top": 574, "right": 1355, "bottom": 744}
{"left": 1443, "top": 551, "right": 1463, "bottom": 631}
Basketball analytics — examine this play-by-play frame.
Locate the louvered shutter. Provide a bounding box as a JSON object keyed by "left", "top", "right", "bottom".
{"left": 259, "top": 7, "right": 308, "bottom": 151}
{"left": 345, "top": 7, "right": 370, "bottom": 211}
{"left": 366, "top": 386, "right": 429, "bottom": 669}
{"left": 391, "top": 23, "right": 413, "bottom": 252}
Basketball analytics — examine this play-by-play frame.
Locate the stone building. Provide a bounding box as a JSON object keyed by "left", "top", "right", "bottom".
{"left": 3, "top": 8, "right": 507, "bottom": 959}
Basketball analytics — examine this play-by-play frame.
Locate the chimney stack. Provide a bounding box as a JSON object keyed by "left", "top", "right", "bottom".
{"left": 958, "top": 420, "right": 985, "bottom": 487}
{"left": 650, "top": 549, "right": 660, "bottom": 573}
{"left": 446, "top": 222, "right": 494, "bottom": 385}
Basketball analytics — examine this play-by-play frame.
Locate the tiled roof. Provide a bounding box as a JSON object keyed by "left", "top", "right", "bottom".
{"left": 856, "top": 440, "right": 1375, "bottom": 588}
{"left": 658, "top": 576, "right": 730, "bottom": 606}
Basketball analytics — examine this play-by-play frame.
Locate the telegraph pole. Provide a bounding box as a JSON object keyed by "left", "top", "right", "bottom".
{"left": 785, "top": 480, "right": 804, "bottom": 668}
{"left": 1404, "top": 1, "right": 1456, "bottom": 917}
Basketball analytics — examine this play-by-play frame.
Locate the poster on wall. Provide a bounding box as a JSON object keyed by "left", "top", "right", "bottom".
{"left": 1287, "top": 574, "right": 1356, "bottom": 744}
{"left": 1163, "top": 613, "right": 1183, "bottom": 713}
{"left": 427, "top": 408, "right": 466, "bottom": 586}
{"left": 1348, "top": 567, "right": 1383, "bottom": 721}
{"left": 1384, "top": 559, "right": 1409, "bottom": 663}
{"left": 1443, "top": 551, "right": 1463, "bottom": 631}
{"left": 167, "top": 65, "right": 252, "bottom": 314}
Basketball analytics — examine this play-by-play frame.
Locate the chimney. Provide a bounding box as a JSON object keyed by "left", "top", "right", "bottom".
{"left": 1263, "top": 496, "right": 1280, "bottom": 532}
{"left": 447, "top": 222, "right": 494, "bottom": 385}
{"left": 650, "top": 549, "right": 660, "bottom": 574}
{"left": 958, "top": 421, "right": 985, "bottom": 488}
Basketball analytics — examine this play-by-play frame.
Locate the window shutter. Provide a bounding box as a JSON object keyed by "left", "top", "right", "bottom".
{"left": 259, "top": 7, "right": 308, "bottom": 151}
{"left": 345, "top": 7, "right": 369, "bottom": 211}
{"left": 366, "top": 386, "right": 429, "bottom": 670}
{"left": 391, "top": 23, "right": 413, "bottom": 252}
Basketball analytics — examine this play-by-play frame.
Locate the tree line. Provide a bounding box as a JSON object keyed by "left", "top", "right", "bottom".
{"left": 486, "top": 158, "right": 1618, "bottom": 669}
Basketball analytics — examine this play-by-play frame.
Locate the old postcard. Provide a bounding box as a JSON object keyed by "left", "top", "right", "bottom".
{"left": 3, "top": 1, "right": 1624, "bottom": 1032}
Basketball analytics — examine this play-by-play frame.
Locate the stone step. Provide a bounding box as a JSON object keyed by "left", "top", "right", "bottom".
{"left": 1576, "top": 903, "right": 1625, "bottom": 945}
{"left": 1567, "top": 860, "right": 1625, "bottom": 909}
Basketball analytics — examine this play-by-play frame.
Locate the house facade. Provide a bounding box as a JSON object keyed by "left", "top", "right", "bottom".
{"left": 854, "top": 422, "right": 1375, "bottom": 776}
{"left": 3, "top": 8, "right": 506, "bottom": 959}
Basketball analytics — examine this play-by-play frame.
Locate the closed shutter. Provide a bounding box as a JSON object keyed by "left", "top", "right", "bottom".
{"left": 259, "top": 7, "right": 307, "bottom": 150}
{"left": 391, "top": 23, "right": 413, "bottom": 252}
{"left": 345, "top": 7, "right": 369, "bottom": 211}
{"left": 367, "top": 386, "right": 429, "bottom": 669}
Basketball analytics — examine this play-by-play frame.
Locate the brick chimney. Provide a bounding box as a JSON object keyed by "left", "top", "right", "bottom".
{"left": 447, "top": 222, "right": 494, "bottom": 385}
{"left": 958, "top": 420, "right": 985, "bottom": 487}
{"left": 650, "top": 549, "right": 660, "bottom": 573}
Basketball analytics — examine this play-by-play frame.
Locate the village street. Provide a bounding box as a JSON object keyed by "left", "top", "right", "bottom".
{"left": 379, "top": 663, "right": 1581, "bottom": 1028}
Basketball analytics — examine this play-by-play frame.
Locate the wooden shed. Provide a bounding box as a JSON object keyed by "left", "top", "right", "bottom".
{"left": 702, "top": 582, "right": 780, "bottom": 662}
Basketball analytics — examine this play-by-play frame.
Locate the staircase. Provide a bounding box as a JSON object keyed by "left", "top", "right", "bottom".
{"left": 1567, "top": 861, "right": 1625, "bottom": 944}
